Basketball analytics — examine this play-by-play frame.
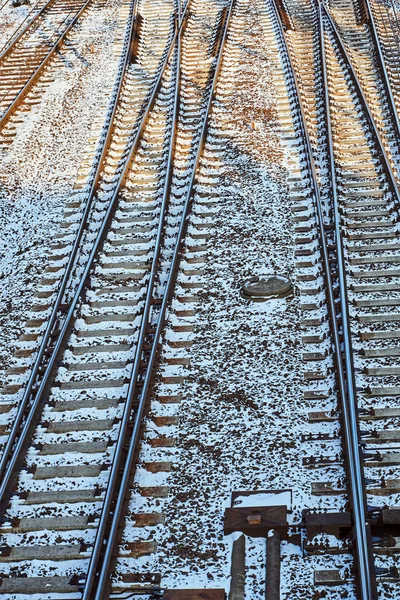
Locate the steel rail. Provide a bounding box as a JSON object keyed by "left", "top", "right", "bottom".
{"left": 275, "top": 0, "right": 293, "bottom": 29}
{"left": 0, "top": 0, "right": 139, "bottom": 488}
{"left": 0, "top": 5, "right": 190, "bottom": 520}
{"left": 320, "top": 1, "right": 400, "bottom": 208}
{"left": 362, "top": 0, "right": 400, "bottom": 144}
{"left": 320, "top": 6, "right": 376, "bottom": 599}
{"left": 272, "top": 1, "right": 376, "bottom": 598}
{"left": 0, "top": 0, "right": 56, "bottom": 59}
{"left": 87, "top": 1, "right": 234, "bottom": 597}
{"left": 81, "top": 2, "right": 186, "bottom": 596}
{"left": 0, "top": 0, "right": 93, "bottom": 129}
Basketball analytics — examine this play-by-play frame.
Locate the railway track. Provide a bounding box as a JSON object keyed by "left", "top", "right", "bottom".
{"left": 0, "top": 0, "right": 234, "bottom": 596}
{"left": 269, "top": 1, "right": 359, "bottom": 595}
{"left": 0, "top": 0, "right": 95, "bottom": 130}
{"left": 0, "top": 0, "right": 178, "bottom": 583}
{"left": 274, "top": 0, "right": 400, "bottom": 598}
{"left": 1, "top": 0, "right": 400, "bottom": 596}
{"left": 0, "top": 0, "right": 174, "bottom": 508}
{"left": 0, "top": 0, "right": 48, "bottom": 51}
{"left": 322, "top": 4, "right": 400, "bottom": 595}
{"left": 367, "top": 0, "right": 400, "bottom": 126}
{"left": 324, "top": 0, "right": 400, "bottom": 182}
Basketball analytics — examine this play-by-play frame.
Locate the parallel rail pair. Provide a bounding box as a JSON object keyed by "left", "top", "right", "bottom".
{"left": 0, "top": 0, "right": 95, "bottom": 129}
{"left": 273, "top": 0, "right": 400, "bottom": 598}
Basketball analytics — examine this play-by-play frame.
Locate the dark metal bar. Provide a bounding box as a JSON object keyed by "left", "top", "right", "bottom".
{"left": 89, "top": 1, "right": 235, "bottom": 597}
{"left": 0, "top": 6, "right": 190, "bottom": 522}
{"left": 266, "top": 531, "right": 281, "bottom": 600}
{"left": 357, "top": 0, "right": 370, "bottom": 24}
{"left": 319, "top": 6, "right": 376, "bottom": 599}
{"left": 271, "top": 1, "right": 376, "bottom": 598}
{"left": 0, "top": 0, "right": 139, "bottom": 488}
{"left": 275, "top": 0, "right": 293, "bottom": 30}
{"left": 229, "top": 535, "right": 245, "bottom": 600}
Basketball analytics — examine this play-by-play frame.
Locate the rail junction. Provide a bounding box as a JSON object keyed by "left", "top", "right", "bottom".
{"left": 0, "top": 0, "right": 400, "bottom": 598}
